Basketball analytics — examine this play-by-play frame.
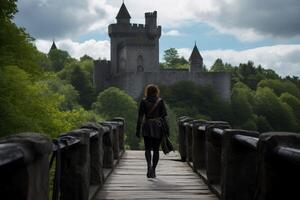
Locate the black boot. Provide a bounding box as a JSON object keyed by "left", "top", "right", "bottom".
{"left": 147, "top": 167, "right": 153, "bottom": 178}
{"left": 151, "top": 168, "right": 156, "bottom": 178}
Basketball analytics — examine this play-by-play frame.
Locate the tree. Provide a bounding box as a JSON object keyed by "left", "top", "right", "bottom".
{"left": 69, "top": 65, "right": 95, "bottom": 109}
{"left": 93, "top": 87, "right": 139, "bottom": 149}
{"left": 48, "top": 49, "right": 72, "bottom": 72}
{"left": 163, "top": 48, "right": 180, "bottom": 66}
{"left": 258, "top": 79, "right": 300, "bottom": 99}
{"left": 255, "top": 115, "right": 272, "bottom": 132}
{"left": 0, "top": 66, "right": 94, "bottom": 137}
{"left": 0, "top": 18, "right": 44, "bottom": 76}
{"left": 162, "top": 48, "right": 189, "bottom": 69}
{"left": 254, "top": 87, "right": 297, "bottom": 131}
{"left": 42, "top": 73, "right": 80, "bottom": 111}
{"left": 210, "top": 58, "right": 225, "bottom": 72}
{"left": 0, "top": 0, "right": 17, "bottom": 20}
{"left": 231, "top": 82, "right": 255, "bottom": 126}
{"left": 280, "top": 92, "right": 300, "bottom": 121}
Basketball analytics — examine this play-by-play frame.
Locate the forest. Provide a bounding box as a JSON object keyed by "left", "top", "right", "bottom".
{"left": 1, "top": 1, "right": 300, "bottom": 150}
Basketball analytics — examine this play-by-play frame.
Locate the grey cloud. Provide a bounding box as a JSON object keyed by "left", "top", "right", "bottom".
{"left": 14, "top": 0, "right": 109, "bottom": 39}
{"left": 216, "top": 0, "right": 300, "bottom": 38}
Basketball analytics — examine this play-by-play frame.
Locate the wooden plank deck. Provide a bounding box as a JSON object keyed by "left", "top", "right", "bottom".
{"left": 94, "top": 151, "right": 218, "bottom": 200}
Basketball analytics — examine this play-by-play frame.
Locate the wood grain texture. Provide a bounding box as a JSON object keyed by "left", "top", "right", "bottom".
{"left": 94, "top": 151, "right": 218, "bottom": 200}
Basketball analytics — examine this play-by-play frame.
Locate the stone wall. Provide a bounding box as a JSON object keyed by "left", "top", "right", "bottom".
{"left": 108, "top": 70, "right": 231, "bottom": 101}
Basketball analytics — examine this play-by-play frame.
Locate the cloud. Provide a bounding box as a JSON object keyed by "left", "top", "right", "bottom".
{"left": 178, "top": 45, "right": 300, "bottom": 77}
{"left": 35, "top": 39, "right": 110, "bottom": 60}
{"left": 109, "top": 0, "right": 300, "bottom": 41}
{"left": 15, "top": 0, "right": 300, "bottom": 42}
{"left": 162, "top": 30, "right": 183, "bottom": 37}
{"left": 207, "top": 0, "right": 300, "bottom": 41}
{"left": 14, "top": 0, "right": 116, "bottom": 39}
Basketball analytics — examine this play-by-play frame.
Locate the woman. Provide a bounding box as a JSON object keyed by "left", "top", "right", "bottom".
{"left": 136, "top": 84, "right": 169, "bottom": 178}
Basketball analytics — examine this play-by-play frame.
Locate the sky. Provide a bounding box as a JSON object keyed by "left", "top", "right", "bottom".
{"left": 14, "top": 0, "right": 300, "bottom": 77}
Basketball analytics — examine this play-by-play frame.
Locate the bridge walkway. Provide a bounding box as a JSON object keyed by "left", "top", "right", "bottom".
{"left": 94, "top": 150, "right": 218, "bottom": 200}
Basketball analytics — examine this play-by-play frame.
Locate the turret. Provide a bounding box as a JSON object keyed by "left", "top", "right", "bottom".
{"left": 189, "top": 43, "right": 203, "bottom": 72}
{"left": 116, "top": 3, "right": 131, "bottom": 24}
{"left": 48, "top": 40, "right": 57, "bottom": 54}
{"left": 145, "top": 11, "right": 160, "bottom": 38}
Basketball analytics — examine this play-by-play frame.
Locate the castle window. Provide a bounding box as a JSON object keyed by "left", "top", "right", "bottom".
{"left": 137, "top": 55, "right": 144, "bottom": 72}
{"left": 137, "top": 65, "right": 144, "bottom": 72}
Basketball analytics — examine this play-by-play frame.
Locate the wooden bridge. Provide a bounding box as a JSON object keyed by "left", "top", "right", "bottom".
{"left": 95, "top": 151, "right": 217, "bottom": 200}
{"left": 0, "top": 117, "right": 299, "bottom": 200}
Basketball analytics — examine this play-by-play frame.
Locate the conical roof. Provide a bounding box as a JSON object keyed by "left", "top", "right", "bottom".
{"left": 116, "top": 3, "right": 131, "bottom": 19}
{"left": 189, "top": 44, "right": 202, "bottom": 61}
{"left": 50, "top": 41, "right": 57, "bottom": 50}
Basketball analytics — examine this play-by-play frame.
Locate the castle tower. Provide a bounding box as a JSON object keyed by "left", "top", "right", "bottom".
{"left": 189, "top": 43, "right": 203, "bottom": 72}
{"left": 108, "top": 3, "right": 161, "bottom": 75}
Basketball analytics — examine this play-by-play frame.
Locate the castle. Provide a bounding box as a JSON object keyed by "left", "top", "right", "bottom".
{"left": 93, "top": 3, "right": 231, "bottom": 100}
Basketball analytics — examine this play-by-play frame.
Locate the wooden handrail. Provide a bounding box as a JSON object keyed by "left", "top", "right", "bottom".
{"left": 233, "top": 134, "right": 259, "bottom": 150}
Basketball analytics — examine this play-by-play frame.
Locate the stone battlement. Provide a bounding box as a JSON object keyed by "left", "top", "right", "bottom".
{"left": 145, "top": 11, "right": 157, "bottom": 17}
{"left": 94, "top": 60, "right": 111, "bottom": 65}
{"left": 109, "top": 23, "right": 161, "bottom": 36}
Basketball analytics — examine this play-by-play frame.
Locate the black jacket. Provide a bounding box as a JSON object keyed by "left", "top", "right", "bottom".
{"left": 136, "top": 96, "right": 169, "bottom": 139}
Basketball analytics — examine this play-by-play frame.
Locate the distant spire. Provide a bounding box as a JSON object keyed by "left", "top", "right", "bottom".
{"left": 116, "top": 2, "right": 131, "bottom": 19}
{"left": 189, "top": 43, "right": 202, "bottom": 61}
{"left": 49, "top": 40, "right": 57, "bottom": 54}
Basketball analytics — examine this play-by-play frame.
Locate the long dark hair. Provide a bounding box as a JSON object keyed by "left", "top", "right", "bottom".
{"left": 144, "top": 84, "right": 160, "bottom": 98}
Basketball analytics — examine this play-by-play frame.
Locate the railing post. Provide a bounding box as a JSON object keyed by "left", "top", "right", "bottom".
{"left": 111, "top": 118, "right": 125, "bottom": 151}
{"left": 60, "top": 129, "right": 91, "bottom": 200}
{"left": 81, "top": 123, "right": 105, "bottom": 185}
{"left": 205, "top": 122, "right": 231, "bottom": 195}
{"left": 195, "top": 125, "right": 209, "bottom": 174}
{"left": 100, "top": 123, "right": 114, "bottom": 168}
{"left": 191, "top": 120, "right": 207, "bottom": 172}
{"left": 178, "top": 117, "right": 193, "bottom": 161}
{"left": 0, "top": 133, "right": 52, "bottom": 200}
{"left": 185, "top": 122, "right": 193, "bottom": 163}
{"left": 255, "top": 132, "right": 300, "bottom": 200}
{"left": 221, "top": 130, "right": 259, "bottom": 200}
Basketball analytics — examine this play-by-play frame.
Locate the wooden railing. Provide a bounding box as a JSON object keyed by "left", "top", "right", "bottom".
{"left": 0, "top": 118, "right": 125, "bottom": 200}
{"left": 178, "top": 116, "right": 300, "bottom": 200}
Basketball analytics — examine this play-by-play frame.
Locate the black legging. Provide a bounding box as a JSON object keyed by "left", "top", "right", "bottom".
{"left": 144, "top": 136, "right": 161, "bottom": 170}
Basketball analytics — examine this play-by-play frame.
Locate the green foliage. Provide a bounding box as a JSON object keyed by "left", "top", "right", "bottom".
{"left": 0, "top": 0, "right": 17, "bottom": 20}
{"left": 231, "top": 82, "right": 255, "bottom": 125}
{"left": 41, "top": 73, "right": 80, "bottom": 111}
{"left": 165, "top": 103, "right": 179, "bottom": 149}
{"left": 93, "top": 87, "right": 139, "bottom": 149}
{"left": 254, "top": 87, "right": 297, "bottom": 132}
{"left": 48, "top": 49, "right": 72, "bottom": 72}
{"left": 0, "top": 19, "right": 44, "bottom": 76}
{"left": 59, "top": 62, "right": 95, "bottom": 109}
{"left": 255, "top": 115, "right": 272, "bottom": 132}
{"left": 0, "top": 66, "right": 94, "bottom": 137}
{"left": 258, "top": 79, "right": 300, "bottom": 99}
{"left": 280, "top": 92, "right": 300, "bottom": 120}
{"left": 209, "top": 59, "right": 280, "bottom": 90}
{"left": 240, "top": 119, "right": 257, "bottom": 131}
{"left": 210, "top": 58, "right": 225, "bottom": 72}
{"left": 160, "top": 81, "right": 232, "bottom": 122}
{"left": 69, "top": 65, "right": 95, "bottom": 109}
{"left": 0, "top": 1, "right": 102, "bottom": 140}
{"left": 161, "top": 48, "right": 189, "bottom": 69}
